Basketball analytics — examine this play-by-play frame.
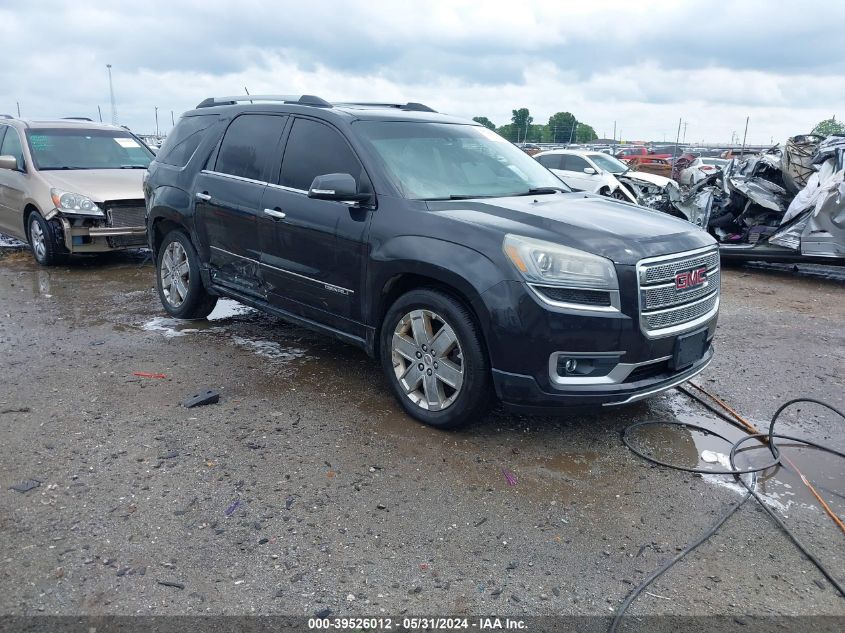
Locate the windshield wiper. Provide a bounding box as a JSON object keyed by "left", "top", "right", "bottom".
{"left": 515, "top": 187, "right": 567, "bottom": 196}
{"left": 120, "top": 165, "right": 148, "bottom": 169}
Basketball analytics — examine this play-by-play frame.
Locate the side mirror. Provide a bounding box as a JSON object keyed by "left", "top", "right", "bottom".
{"left": 0, "top": 155, "right": 18, "bottom": 171}
{"left": 308, "top": 173, "right": 370, "bottom": 202}
{"left": 583, "top": 167, "right": 597, "bottom": 175}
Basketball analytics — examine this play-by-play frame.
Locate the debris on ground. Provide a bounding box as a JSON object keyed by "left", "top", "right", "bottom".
{"left": 156, "top": 580, "right": 185, "bottom": 590}
{"left": 502, "top": 468, "right": 518, "bottom": 486}
{"left": 224, "top": 499, "right": 241, "bottom": 517}
{"left": 182, "top": 388, "right": 221, "bottom": 408}
{"left": 10, "top": 479, "right": 41, "bottom": 493}
{"left": 133, "top": 371, "right": 168, "bottom": 379}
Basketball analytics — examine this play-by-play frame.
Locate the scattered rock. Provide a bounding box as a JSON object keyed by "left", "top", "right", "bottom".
{"left": 157, "top": 580, "right": 185, "bottom": 590}
{"left": 10, "top": 479, "right": 41, "bottom": 493}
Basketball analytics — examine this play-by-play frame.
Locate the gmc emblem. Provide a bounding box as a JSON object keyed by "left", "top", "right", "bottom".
{"left": 675, "top": 267, "right": 707, "bottom": 290}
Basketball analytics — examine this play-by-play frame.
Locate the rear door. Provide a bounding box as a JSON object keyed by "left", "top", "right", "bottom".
{"left": 193, "top": 113, "right": 287, "bottom": 296}
{"left": 556, "top": 155, "right": 593, "bottom": 191}
{"left": 257, "top": 116, "right": 373, "bottom": 334}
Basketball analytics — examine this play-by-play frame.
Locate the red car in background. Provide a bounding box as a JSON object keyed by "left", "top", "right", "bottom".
{"left": 615, "top": 146, "right": 673, "bottom": 162}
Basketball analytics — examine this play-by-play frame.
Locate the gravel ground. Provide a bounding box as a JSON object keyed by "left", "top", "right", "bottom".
{"left": 0, "top": 246, "right": 843, "bottom": 619}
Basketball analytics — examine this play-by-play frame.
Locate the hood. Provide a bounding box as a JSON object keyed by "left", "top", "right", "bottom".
{"left": 40, "top": 169, "right": 146, "bottom": 203}
{"left": 618, "top": 170, "right": 673, "bottom": 188}
{"left": 427, "top": 192, "right": 714, "bottom": 265}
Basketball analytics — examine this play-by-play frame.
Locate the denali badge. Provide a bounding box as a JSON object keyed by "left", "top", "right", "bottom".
{"left": 675, "top": 267, "right": 707, "bottom": 290}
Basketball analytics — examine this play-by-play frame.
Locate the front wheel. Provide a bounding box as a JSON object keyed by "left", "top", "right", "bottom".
{"left": 380, "top": 288, "right": 491, "bottom": 429}
{"left": 155, "top": 230, "right": 217, "bottom": 319}
{"left": 27, "top": 212, "right": 67, "bottom": 266}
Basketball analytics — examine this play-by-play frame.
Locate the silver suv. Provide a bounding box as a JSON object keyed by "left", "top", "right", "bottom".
{"left": 0, "top": 116, "right": 154, "bottom": 265}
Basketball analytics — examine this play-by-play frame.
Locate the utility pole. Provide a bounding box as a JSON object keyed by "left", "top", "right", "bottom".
{"left": 171, "top": 110, "right": 175, "bottom": 127}
{"left": 613, "top": 120, "right": 616, "bottom": 145}
{"left": 682, "top": 120, "right": 688, "bottom": 144}
{"left": 671, "top": 117, "right": 682, "bottom": 167}
{"left": 16, "top": 102, "right": 21, "bottom": 117}
{"left": 106, "top": 64, "right": 118, "bottom": 125}
{"left": 154, "top": 106, "right": 159, "bottom": 137}
{"left": 740, "top": 116, "right": 749, "bottom": 158}
{"left": 97, "top": 105, "right": 102, "bottom": 122}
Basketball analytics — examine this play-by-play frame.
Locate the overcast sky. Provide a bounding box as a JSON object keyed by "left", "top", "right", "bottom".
{"left": 2, "top": 0, "right": 842, "bottom": 144}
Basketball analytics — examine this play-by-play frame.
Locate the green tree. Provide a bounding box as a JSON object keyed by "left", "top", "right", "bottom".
{"left": 547, "top": 112, "right": 578, "bottom": 143}
{"left": 497, "top": 124, "right": 518, "bottom": 142}
{"left": 576, "top": 123, "right": 598, "bottom": 143}
{"left": 812, "top": 116, "right": 845, "bottom": 136}
{"left": 472, "top": 116, "right": 496, "bottom": 130}
{"left": 510, "top": 108, "right": 533, "bottom": 142}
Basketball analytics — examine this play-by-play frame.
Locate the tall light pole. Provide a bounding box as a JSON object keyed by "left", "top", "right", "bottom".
{"left": 106, "top": 64, "right": 118, "bottom": 125}
{"left": 171, "top": 110, "right": 175, "bottom": 127}
{"left": 154, "top": 106, "right": 159, "bottom": 137}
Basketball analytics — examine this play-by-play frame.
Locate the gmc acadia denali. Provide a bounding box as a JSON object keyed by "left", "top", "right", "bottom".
{"left": 144, "top": 95, "right": 720, "bottom": 428}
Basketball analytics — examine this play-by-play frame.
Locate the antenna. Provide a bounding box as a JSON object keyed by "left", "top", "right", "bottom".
{"left": 106, "top": 64, "right": 118, "bottom": 125}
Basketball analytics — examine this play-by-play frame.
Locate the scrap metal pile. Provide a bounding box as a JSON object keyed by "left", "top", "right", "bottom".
{"left": 661, "top": 135, "right": 845, "bottom": 259}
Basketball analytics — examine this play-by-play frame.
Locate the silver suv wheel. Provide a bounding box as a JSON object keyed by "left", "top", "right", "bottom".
{"left": 391, "top": 309, "right": 464, "bottom": 411}
{"left": 160, "top": 241, "right": 190, "bottom": 308}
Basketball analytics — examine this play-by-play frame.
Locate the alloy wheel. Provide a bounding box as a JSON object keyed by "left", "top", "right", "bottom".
{"left": 160, "top": 241, "right": 190, "bottom": 308}
{"left": 391, "top": 309, "right": 464, "bottom": 411}
{"left": 30, "top": 218, "right": 46, "bottom": 261}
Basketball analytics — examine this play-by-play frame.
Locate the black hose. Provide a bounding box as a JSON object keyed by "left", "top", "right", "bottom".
{"left": 613, "top": 395, "right": 845, "bottom": 632}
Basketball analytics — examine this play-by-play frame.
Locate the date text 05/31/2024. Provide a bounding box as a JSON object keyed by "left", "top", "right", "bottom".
{"left": 308, "top": 617, "right": 527, "bottom": 630}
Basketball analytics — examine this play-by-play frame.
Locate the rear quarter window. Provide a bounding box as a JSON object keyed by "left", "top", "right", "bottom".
{"left": 156, "top": 115, "right": 216, "bottom": 167}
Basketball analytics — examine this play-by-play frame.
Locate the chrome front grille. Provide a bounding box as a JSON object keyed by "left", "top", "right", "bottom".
{"left": 637, "top": 246, "right": 720, "bottom": 337}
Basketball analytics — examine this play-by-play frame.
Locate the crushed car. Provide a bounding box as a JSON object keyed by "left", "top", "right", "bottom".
{"left": 654, "top": 135, "right": 845, "bottom": 263}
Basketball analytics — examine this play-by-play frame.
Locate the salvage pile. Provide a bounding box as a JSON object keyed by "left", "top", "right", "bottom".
{"left": 669, "top": 134, "right": 845, "bottom": 258}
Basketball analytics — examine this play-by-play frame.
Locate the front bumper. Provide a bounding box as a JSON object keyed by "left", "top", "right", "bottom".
{"left": 54, "top": 212, "right": 147, "bottom": 254}
{"left": 492, "top": 344, "right": 713, "bottom": 413}
{"left": 477, "top": 275, "right": 718, "bottom": 411}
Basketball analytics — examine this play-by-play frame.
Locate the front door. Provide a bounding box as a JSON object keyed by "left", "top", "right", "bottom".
{"left": 0, "top": 126, "right": 28, "bottom": 237}
{"left": 193, "top": 114, "right": 287, "bottom": 296}
{"left": 257, "top": 117, "right": 372, "bottom": 335}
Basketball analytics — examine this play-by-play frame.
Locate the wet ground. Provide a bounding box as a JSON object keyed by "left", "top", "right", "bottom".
{"left": 0, "top": 245, "right": 843, "bottom": 618}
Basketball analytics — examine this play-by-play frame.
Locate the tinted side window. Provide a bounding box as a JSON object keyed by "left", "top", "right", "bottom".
{"left": 157, "top": 115, "right": 216, "bottom": 167}
{"left": 567, "top": 156, "right": 589, "bottom": 172}
{"left": 279, "top": 119, "right": 363, "bottom": 191}
{"left": 0, "top": 126, "right": 7, "bottom": 149}
{"left": 537, "top": 154, "right": 561, "bottom": 170}
{"left": 1, "top": 127, "right": 25, "bottom": 170}
{"left": 215, "top": 115, "right": 285, "bottom": 181}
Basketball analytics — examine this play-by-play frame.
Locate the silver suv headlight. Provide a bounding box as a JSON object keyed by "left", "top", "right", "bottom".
{"left": 50, "top": 188, "right": 105, "bottom": 217}
{"left": 503, "top": 234, "right": 620, "bottom": 311}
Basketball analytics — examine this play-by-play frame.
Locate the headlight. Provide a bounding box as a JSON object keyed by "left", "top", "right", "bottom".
{"left": 50, "top": 188, "right": 105, "bottom": 217}
{"left": 503, "top": 234, "right": 618, "bottom": 290}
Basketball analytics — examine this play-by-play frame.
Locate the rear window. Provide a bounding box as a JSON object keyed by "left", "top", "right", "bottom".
{"left": 215, "top": 114, "right": 286, "bottom": 181}
{"left": 156, "top": 115, "right": 216, "bottom": 167}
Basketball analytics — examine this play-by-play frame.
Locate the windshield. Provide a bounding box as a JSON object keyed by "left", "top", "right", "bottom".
{"left": 26, "top": 128, "right": 154, "bottom": 170}
{"left": 588, "top": 153, "right": 629, "bottom": 174}
{"left": 354, "top": 121, "right": 570, "bottom": 200}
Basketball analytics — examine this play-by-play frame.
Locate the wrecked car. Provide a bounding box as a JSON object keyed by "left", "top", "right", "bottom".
{"left": 535, "top": 149, "right": 680, "bottom": 209}
{"left": 651, "top": 135, "right": 845, "bottom": 263}
{"left": 0, "top": 116, "right": 153, "bottom": 265}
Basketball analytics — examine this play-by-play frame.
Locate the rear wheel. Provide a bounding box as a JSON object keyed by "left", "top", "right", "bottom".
{"left": 380, "top": 288, "right": 491, "bottom": 429}
{"left": 155, "top": 229, "right": 217, "bottom": 319}
{"left": 27, "top": 212, "right": 67, "bottom": 266}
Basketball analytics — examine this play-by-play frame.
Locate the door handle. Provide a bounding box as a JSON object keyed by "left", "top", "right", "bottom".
{"left": 195, "top": 192, "right": 211, "bottom": 201}
{"left": 263, "top": 208, "right": 286, "bottom": 220}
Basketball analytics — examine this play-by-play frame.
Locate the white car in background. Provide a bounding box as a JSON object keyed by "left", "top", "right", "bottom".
{"left": 534, "top": 149, "right": 678, "bottom": 204}
{"left": 678, "top": 157, "right": 730, "bottom": 185}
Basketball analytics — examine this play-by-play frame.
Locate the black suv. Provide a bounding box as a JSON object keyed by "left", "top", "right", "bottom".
{"left": 144, "top": 95, "right": 720, "bottom": 428}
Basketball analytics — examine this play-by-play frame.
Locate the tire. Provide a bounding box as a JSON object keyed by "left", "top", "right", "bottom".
{"left": 611, "top": 188, "right": 629, "bottom": 201}
{"left": 155, "top": 229, "right": 217, "bottom": 319}
{"left": 27, "top": 211, "right": 67, "bottom": 266}
{"left": 380, "top": 288, "right": 491, "bottom": 429}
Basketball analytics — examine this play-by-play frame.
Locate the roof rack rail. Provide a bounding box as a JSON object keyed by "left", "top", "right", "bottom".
{"left": 195, "top": 94, "right": 332, "bottom": 109}
{"left": 336, "top": 102, "right": 437, "bottom": 113}
{"left": 62, "top": 117, "right": 94, "bottom": 121}
{"left": 0, "top": 114, "right": 13, "bottom": 119}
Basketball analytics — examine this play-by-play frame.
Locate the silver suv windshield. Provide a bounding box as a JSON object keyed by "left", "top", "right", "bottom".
{"left": 25, "top": 128, "right": 154, "bottom": 170}
{"left": 355, "top": 121, "right": 570, "bottom": 200}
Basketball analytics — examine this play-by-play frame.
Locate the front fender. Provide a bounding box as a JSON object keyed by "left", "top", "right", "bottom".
{"left": 367, "top": 235, "right": 507, "bottom": 338}
{"left": 146, "top": 186, "right": 194, "bottom": 252}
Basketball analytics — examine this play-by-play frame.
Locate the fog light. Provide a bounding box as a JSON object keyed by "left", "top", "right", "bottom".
{"left": 564, "top": 358, "right": 578, "bottom": 373}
